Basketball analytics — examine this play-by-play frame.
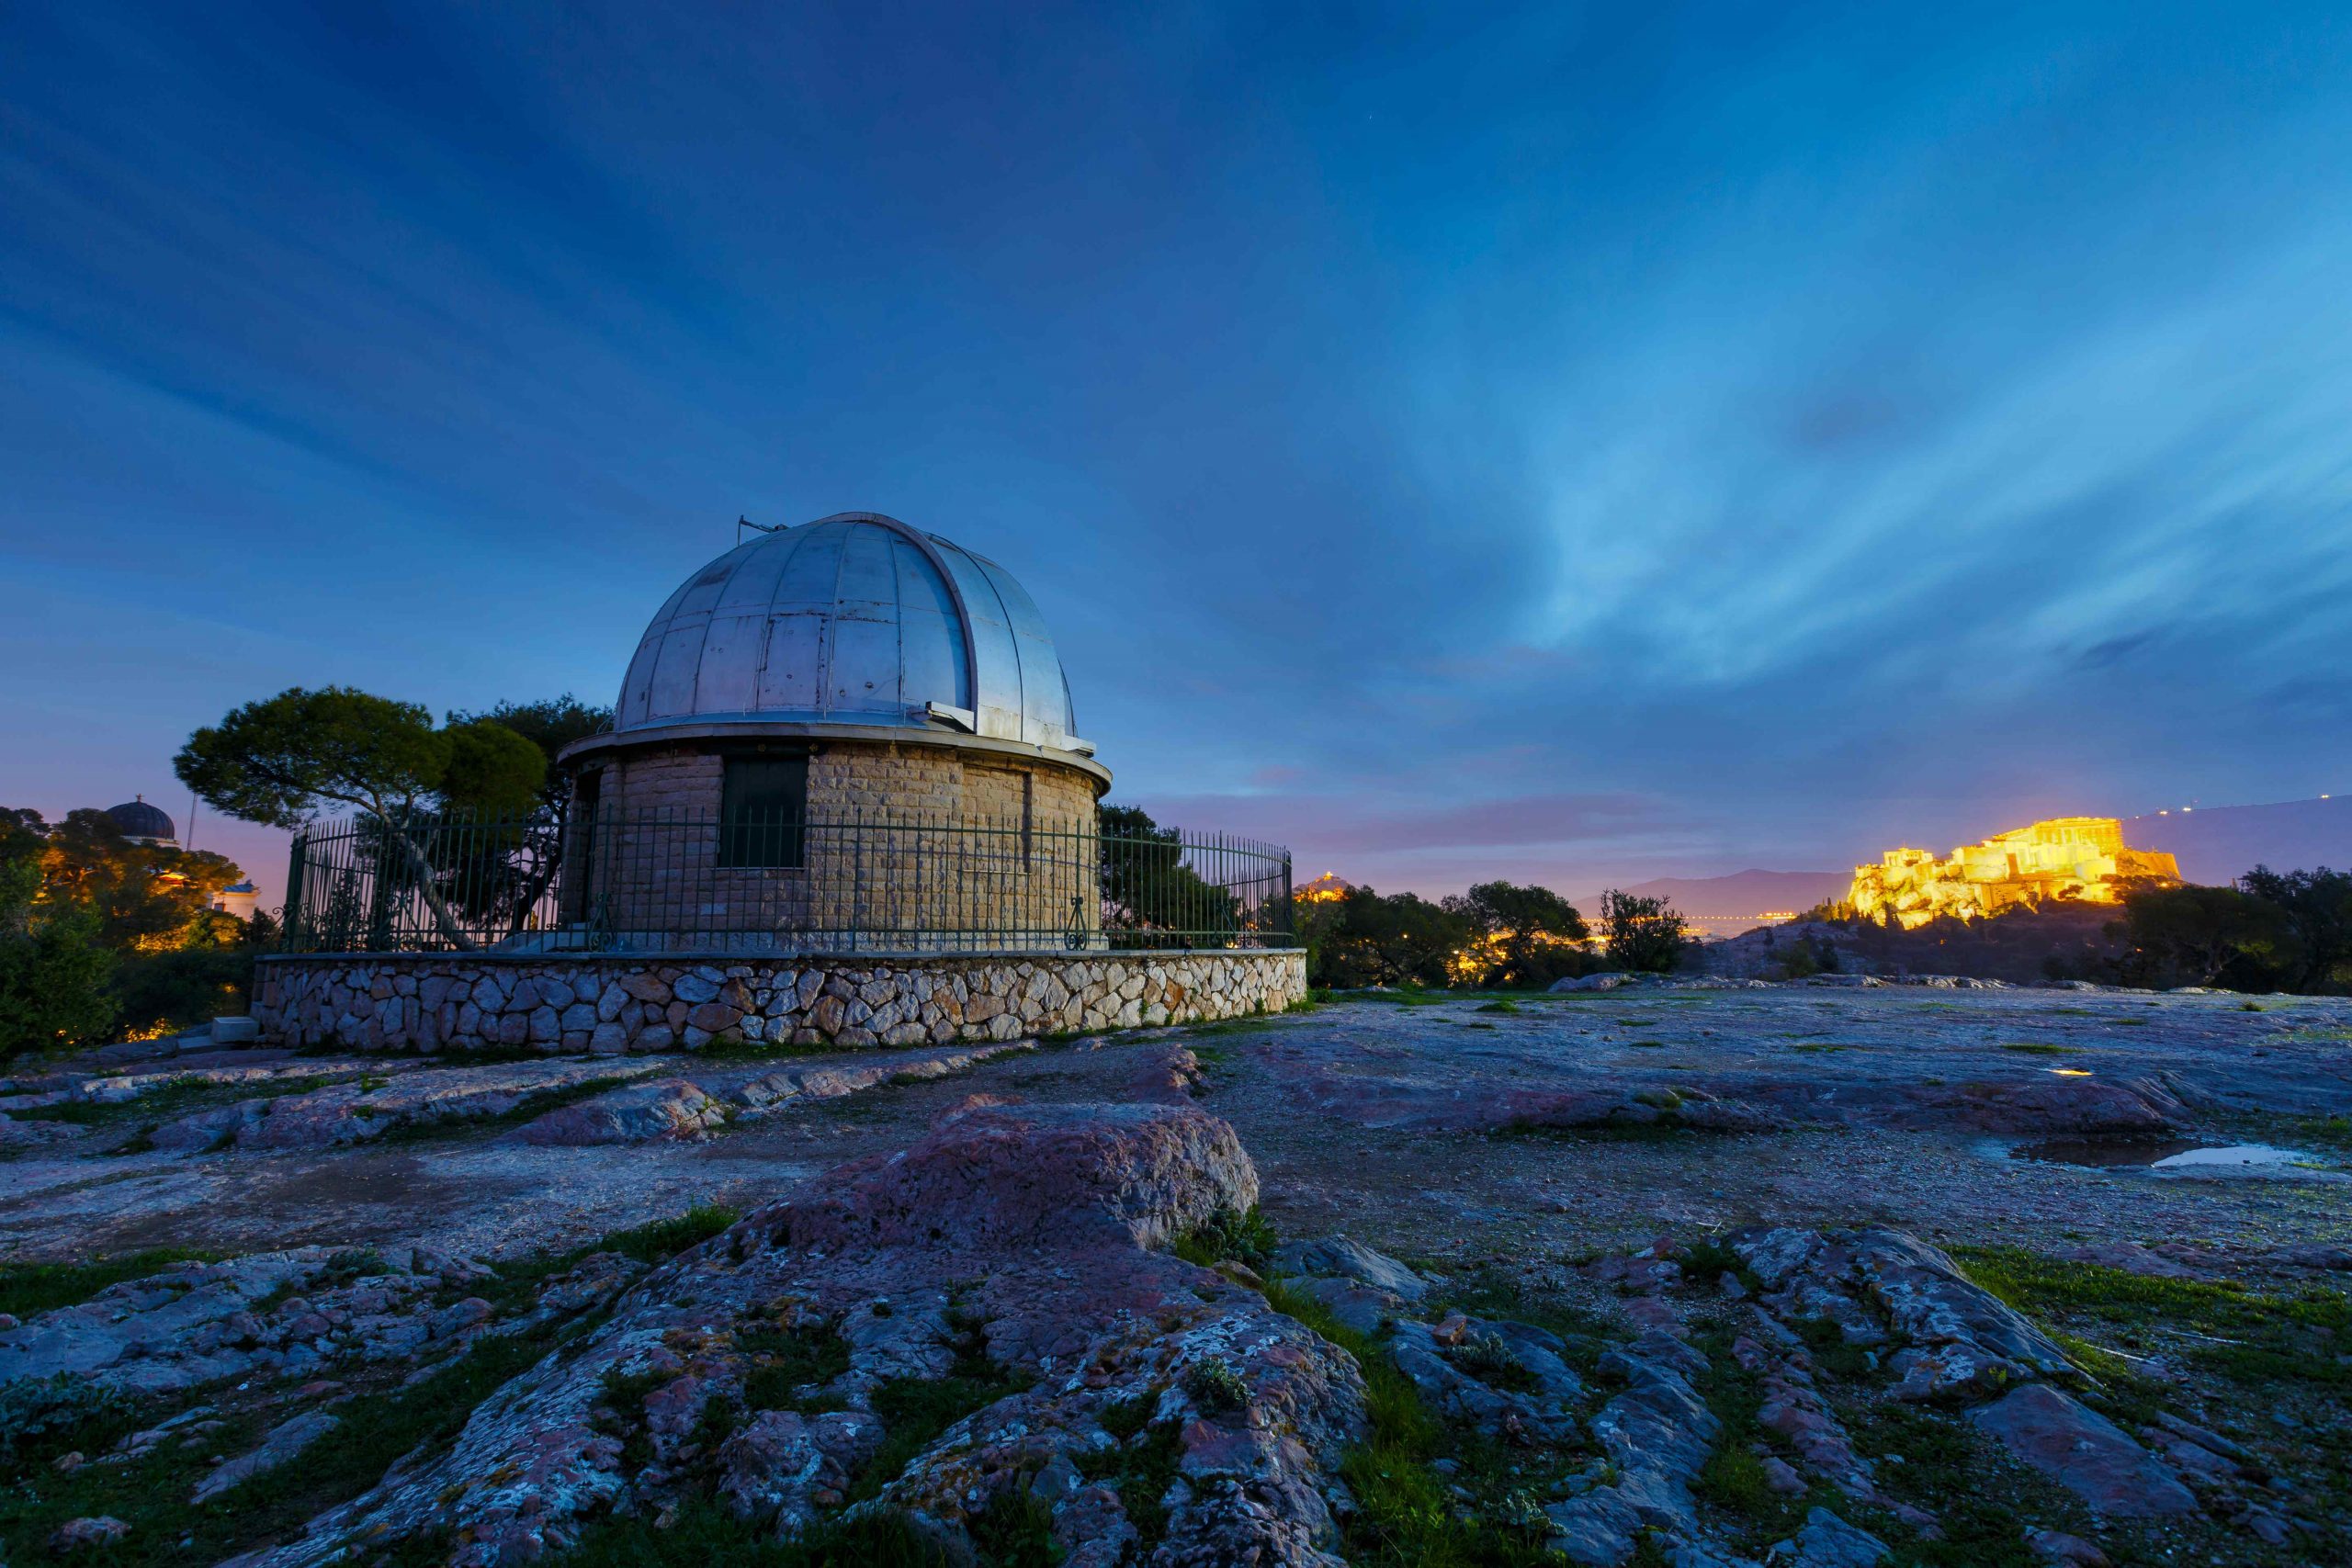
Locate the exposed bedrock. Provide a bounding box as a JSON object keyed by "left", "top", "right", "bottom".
{"left": 229, "top": 1100, "right": 1368, "bottom": 1568}
{"left": 0, "top": 1244, "right": 528, "bottom": 1399}
{"left": 1295, "top": 1062, "right": 2196, "bottom": 1138}
{"left": 1724, "top": 1226, "right": 2217, "bottom": 1520}
{"left": 1836, "top": 1073, "right": 2196, "bottom": 1135}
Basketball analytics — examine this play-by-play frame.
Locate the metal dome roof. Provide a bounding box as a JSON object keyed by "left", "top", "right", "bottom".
{"left": 106, "top": 797, "right": 175, "bottom": 841}
{"left": 614, "top": 513, "right": 1089, "bottom": 753}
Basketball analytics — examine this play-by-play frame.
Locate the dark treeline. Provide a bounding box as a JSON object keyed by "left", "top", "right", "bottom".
{"left": 2, "top": 694, "right": 608, "bottom": 1064}
{"left": 1296, "top": 880, "right": 1691, "bottom": 990}
{"left": 0, "top": 807, "right": 272, "bottom": 1062}
{"left": 1803, "top": 865, "right": 2352, "bottom": 993}
{"left": 2101, "top": 866, "right": 2351, "bottom": 992}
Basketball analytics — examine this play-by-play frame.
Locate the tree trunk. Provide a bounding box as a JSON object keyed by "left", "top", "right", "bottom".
{"left": 369, "top": 808, "right": 480, "bottom": 953}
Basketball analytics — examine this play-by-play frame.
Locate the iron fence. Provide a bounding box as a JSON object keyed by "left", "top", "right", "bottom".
{"left": 279, "top": 808, "right": 1295, "bottom": 955}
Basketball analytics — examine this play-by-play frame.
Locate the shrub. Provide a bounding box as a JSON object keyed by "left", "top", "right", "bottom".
{"left": 1170, "top": 1204, "right": 1276, "bottom": 1270}
{"left": 1182, "top": 1358, "right": 1250, "bottom": 1415}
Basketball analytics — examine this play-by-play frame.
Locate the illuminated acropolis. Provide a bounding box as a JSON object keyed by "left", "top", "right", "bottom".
{"left": 1848, "top": 817, "right": 2180, "bottom": 929}
{"left": 1294, "top": 872, "right": 1355, "bottom": 905}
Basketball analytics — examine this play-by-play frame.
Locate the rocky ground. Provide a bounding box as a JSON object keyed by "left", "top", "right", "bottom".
{"left": 2, "top": 984, "right": 2347, "bottom": 1567}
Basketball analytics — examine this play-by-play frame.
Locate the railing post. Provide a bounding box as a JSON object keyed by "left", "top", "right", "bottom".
{"left": 282, "top": 831, "right": 308, "bottom": 951}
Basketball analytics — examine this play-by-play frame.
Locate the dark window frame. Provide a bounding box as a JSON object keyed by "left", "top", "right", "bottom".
{"left": 718, "top": 751, "right": 809, "bottom": 869}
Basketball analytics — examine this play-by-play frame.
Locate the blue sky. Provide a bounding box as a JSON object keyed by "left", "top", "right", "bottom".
{"left": 5, "top": 2, "right": 2350, "bottom": 904}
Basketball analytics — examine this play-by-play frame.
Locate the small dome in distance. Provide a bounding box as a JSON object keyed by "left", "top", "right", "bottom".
{"left": 106, "top": 795, "right": 176, "bottom": 843}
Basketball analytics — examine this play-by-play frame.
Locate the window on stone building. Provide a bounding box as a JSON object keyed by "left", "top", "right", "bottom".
{"left": 719, "top": 755, "right": 808, "bottom": 869}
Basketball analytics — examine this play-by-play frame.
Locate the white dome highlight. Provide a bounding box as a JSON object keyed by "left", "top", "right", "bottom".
{"left": 616, "top": 513, "right": 1084, "bottom": 752}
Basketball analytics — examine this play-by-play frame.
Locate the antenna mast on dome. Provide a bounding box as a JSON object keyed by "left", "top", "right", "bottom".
{"left": 735, "top": 513, "right": 788, "bottom": 545}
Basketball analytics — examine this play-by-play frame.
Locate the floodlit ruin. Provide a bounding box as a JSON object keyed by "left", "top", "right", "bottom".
{"left": 1849, "top": 815, "right": 2181, "bottom": 929}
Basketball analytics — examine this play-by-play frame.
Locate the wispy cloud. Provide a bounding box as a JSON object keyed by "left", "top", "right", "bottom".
{"left": 5, "top": 2, "right": 2350, "bottom": 904}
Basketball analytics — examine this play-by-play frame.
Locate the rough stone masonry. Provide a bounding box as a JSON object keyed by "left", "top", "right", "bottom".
{"left": 252, "top": 949, "right": 1307, "bottom": 1054}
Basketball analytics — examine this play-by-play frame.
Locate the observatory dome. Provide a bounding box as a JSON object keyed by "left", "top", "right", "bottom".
{"left": 614, "top": 513, "right": 1087, "bottom": 754}
{"left": 105, "top": 797, "right": 176, "bottom": 843}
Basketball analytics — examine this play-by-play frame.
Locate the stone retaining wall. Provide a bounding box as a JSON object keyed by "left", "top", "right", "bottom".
{"left": 253, "top": 948, "right": 1306, "bottom": 1054}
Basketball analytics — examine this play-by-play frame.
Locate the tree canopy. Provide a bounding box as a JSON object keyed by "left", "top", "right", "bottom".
{"left": 1600, "top": 888, "right": 1692, "bottom": 974}
{"left": 0, "top": 807, "right": 273, "bottom": 1061}
{"left": 175, "top": 686, "right": 548, "bottom": 827}
{"left": 37, "top": 808, "right": 243, "bottom": 953}
{"left": 1306, "top": 885, "right": 1473, "bottom": 988}
{"left": 2236, "top": 864, "right": 2352, "bottom": 992}
{"left": 1442, "top": 880, "right": 1589, "bottom": 987}
{"left": 176, "top": 686, "right": 550, "bottom": 951}
{"left": 0, "top": 811, "right": 118, "bottom": 1058}
{"left": 447, "top": 694, "right": 612, "bottom": 814}
{"left": 1097, "top": 804, "right": 1246, "bottom": 946}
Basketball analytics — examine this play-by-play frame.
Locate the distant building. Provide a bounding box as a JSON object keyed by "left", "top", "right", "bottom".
{"left": 1294, "top": 872, "right": 1356, "bottom": 904}
{"left": 1681, "top": 911, "right": 1799, "bottom": 942}
{"left": 99, "top": 795, "right": 258, "bottom": 921}
{"left": 105, "top": 795, "right": 177, "bottom": 849}
{"left": 1849, "top": 817, "right": 2179, "bottom": 930}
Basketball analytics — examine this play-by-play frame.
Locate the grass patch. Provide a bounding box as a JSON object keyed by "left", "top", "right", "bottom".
{"left": 597, "top": 1366, "right": 665, "bottom": 1471}
{"left": 292, "top": 1040, "right": 534, "bottom": 1063}
{"left": 1181, "top": 1014, "right": 1288, "bottom": 1039}
{"left": 1841, "top": 1403, "right": 2066, "bottom": 1567}
{"left": 1423, "top": 1266, "right": 1614, "bottom": 1380}
{"left": 736, "top": 1321, "right": 853, "bottom": 1414}
{"left": 1344, "top": 989, "right": 1463, "bottom": 1009}
{"left": 1689, "top": 1337, "right": 1813, "bottom": 1545}
{"left": 847, "top": 1318, "right": 1033, "bottom": 1505}
{"left": 1453, "top": 1331, "right": 1539, "bottom": 1393}
{"left": 0, "top": 1247, "right": 225, "bottom": 1321}
{"left": 1263, "top": 1280, "right": 1569, "bottom": 1566}
{"left": 598, "top": 1202, "right": 740, "bottom": 1265}
{"left": 962, "top": 1489, "right": 1062, "bottom": 1565}
{"left": 560, "top": 1497, "right": 956, "bottom": 1567}
{"left": 0, "top": 1321, "right": 580, "bottom": 1566}
{"left": 1675, "top": 1240, "right": 1758, "bottom": 1295}
{"left": 1474, "top": 1000, "right": 1522, "bottom": 1015}
{"left": 1, "top": 1200, "right": 745, "bottom": 1568}
{"left": 465, "top": 1202, "right": 740, "bottom": 1315}
{"left": 375, "top": 1074, "right": 637, "bottom": 1144}
{"left": 1187, "top": 1042, "right": 1233, "bottom": 1071}
{"left": 2286, "top": 1114, "right": 2352, "bottom": 1154}
{"left": 690, "top": 1036, "right": 847, "bottom": 1062}
{"left": 1170, "top": 1204, "right": 1276, "bottom": 1271}
{"left": 1789, "top": 1315, "right": 1876, "bottom": 1381}
{"left": 10, "top": 1076, "right": 338, "bottom": 1131}
{"left": 1953, "top": 1246, "right": 2351, "bottom": 1390}
{"left": 1075, "top": 1404, "right": 1182, "bottom": 1549}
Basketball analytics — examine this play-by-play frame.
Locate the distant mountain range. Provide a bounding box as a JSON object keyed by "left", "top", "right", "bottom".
{"left": 2123, "top": 795, "right": 2352, "bottom": 885}
{"left": 1567, "top": 870, "right": 1849, "bottom": 922}
{"left": 1574, "top": 796, "right": 2352, "bottom": 921}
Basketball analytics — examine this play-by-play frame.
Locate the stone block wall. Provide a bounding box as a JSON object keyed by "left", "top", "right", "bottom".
{"left": 253, "top": 948, "right": 1306, "bottom": 1055}
{"left": 568, "top": 739, "right": 1102, "bottom": 944}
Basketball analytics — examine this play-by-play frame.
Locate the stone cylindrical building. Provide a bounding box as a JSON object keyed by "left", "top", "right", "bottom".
{"left": 254, "top": 511, "right": 1305, "bottom": 1051}
{"left": 556, "top": 513, "right": 1113, "bottom": 950}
